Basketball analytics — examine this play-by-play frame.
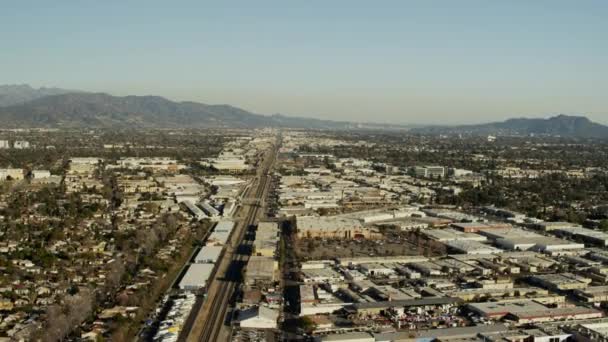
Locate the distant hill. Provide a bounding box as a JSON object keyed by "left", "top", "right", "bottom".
{"left": 0, "top": 84, "right": 77, "bottom": 107}
{"left": 413, "top": 115, "right": 608, "bottom": 138}
{"left": 0, "top": 91, "right": 355, "bottom": 129}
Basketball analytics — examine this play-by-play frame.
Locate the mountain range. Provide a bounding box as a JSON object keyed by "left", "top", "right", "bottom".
{"left": 0, "top": 89, "right": 356, "bottom": 129}
{"left": 0, "top": 84, "right": 607, "bottom": 138}
{"left": 412, "top": 115, "right": 608, "bottom": 138}
{"left": 0, "top": 84, "right": 76, "bottom": 107}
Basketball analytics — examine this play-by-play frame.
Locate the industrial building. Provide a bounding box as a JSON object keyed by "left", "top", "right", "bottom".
{"left": 478, "top": 227, "right": 585, "bottom": 253}
{"left": 194, "top": 246, "right": 223, "bottom": 264}
{"left": 554, "top": 226, "right": 608, "bottom": 247}
{"left": 529, "top": 273, "right": 592, "bottom": 291}
{"left": 200, "top": 201, "right": 220, "bottom": 217}
{"left": 178, "top": 263, "right": 214, "bottom": 291}
{"left": 424, "top": 228, "right": 487, "bottom": 242}
{"left": 244, "top": 256, "right": 277, "bottom": 286}
{"left": 183, "top": 200, "right": 207, "bottom": 221}
{"left": 253, "top": 222, "right": 280, "bottom": 257}
{"left": 444, "top": 240, "right": 502, "bottom": 254}
{"left": 237, "top": 305, "right": 279, "bottom": 329}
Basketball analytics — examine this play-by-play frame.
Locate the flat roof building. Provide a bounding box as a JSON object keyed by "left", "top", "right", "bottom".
{"left": 178, "top": 263, "right": 214, "bottom": 291}
{"left": 194, "top": 246, "right": 223, "bottom": 264}
{"left": 245, "top": 256, "right": 278, "bottom": 286}
{"left": 296, "top": 216, "right": 381, "bottom": 239}
{"left": 444, "top": 240, "right": 502, "bottom": 255}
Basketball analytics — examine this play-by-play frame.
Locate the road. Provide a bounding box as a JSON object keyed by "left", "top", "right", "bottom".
{"left": 181, "top": 137, "right": 279, "bottom": 342}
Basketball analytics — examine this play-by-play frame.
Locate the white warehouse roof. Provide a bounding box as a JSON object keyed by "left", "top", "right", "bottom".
{"left": 178, "top": 263, "right": 214, "bottom": 290}
{"left": 194, "top": 246, "right": 223, "bottom": 263}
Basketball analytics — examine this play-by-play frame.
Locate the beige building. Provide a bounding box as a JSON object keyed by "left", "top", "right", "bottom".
{"left": 0, "top": 168, "right": 24, "bottom": 181}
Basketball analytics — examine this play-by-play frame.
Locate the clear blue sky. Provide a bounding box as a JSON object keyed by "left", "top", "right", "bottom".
{"left": 2, "top": 1, "right": 607, "bottom": 124}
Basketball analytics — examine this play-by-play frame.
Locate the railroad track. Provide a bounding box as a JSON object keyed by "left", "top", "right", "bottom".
{"left": 188, "top": 143, "right": 277, "bottom": 342}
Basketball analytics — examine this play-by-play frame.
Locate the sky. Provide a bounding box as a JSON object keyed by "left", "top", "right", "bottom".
{"left": 1, "top": 1, "right": 607, "bottom": 125}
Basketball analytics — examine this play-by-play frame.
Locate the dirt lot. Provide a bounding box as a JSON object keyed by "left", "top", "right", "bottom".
{"left": 295, "top": 237, "right": 419, "bottom": 261}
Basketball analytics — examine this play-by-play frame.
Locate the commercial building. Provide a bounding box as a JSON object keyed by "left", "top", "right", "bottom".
{"left": 414, "top": 166, "right": 445, "bottom": 178}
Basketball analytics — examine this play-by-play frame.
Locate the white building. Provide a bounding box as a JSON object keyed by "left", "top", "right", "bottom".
{"left": 31, "top": 170, "right": 51, "bottom": 179}
{"left": 0, "top": 168, "right": 24, "bottom": 181}
{"left": 13, "top": 140, "right": 30, "bottom": 149}
{"left": 178, "top": 263, "right": 214, "bottom": 291}
{"left": 414, "top": 166, "right": 445, "bottom": 178}
{"left": 238, "top": 306, "right": 278, "bottom": 329}
{"left": 194, "top": 246, "right": 223, "bottom": 263}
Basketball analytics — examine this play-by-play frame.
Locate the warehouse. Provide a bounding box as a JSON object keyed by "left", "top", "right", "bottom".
{"left": 183, "top": 200, "right": 208, "bottom": 221}
{"left": 194, "top": 246, "right": 223, "bottom": 263}
{"left": 451, "top": 222, "right": 512, "bottom": 233}
{"left": 554, "top": 227, "right": 608, "bottom": 247}
{"left": 529, "top": 273, "right": 592, "bottom": 291}
{"left": 200, "top": 201, "right": 220, "bottom": 217}
{"left": 478, "top": 227, "right": 584, "bottom": 253}
{"left": 253, "top": 221, "right": 280, "bottom": 257}
{"left": 424, "top": 228, "right": 487, "bottom": 242}
{"left": 467, "top": 299, "right": 548, "bottom": 319}
{"left": 575, "top": 286, "right": 608, "bottom": 303}
{"left": 444, "top": 240, "right": 502, "bottom": 255}
{"left": 510, "top": 306, "right": 603, "bottom": 324}
{"left": 214, "top": 220, "right": 235, "bottom": 233}
{"left": 238, "top": 305, "right": 279, "bottom": 329}
{"left": 245, "top": 256, "right": 278, "bottom": 286}
{"left": 206, "top": 230, "right": 231, "bottom": 246}
{"left": 535, "top": 221, "right": 581, "bottom": 231}
{"left": 178, "top": 263, "right": 214, "bottom": 291}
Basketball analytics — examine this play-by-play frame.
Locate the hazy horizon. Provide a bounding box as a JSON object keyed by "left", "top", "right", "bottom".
{"left": 2, "top": 1, "right": 607, "bottom": 125}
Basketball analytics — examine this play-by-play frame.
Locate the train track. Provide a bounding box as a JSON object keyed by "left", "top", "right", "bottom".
{"left": 185, "top": 143, "right": 277, "bottom": 342}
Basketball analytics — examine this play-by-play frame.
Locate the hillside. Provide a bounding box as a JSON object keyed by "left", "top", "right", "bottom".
{"left": 0, "top": 84, "right": 76, "bottom": 107}
{"left": 0, "top": 92, "right": 352, "bottom": 129}
{"left": 413, "top": 115, "right": 608, "bottom": 138}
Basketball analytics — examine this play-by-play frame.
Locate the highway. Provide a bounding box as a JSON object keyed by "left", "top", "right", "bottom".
{"left": 181, "top": 137, "right": 279, "bottom": 342}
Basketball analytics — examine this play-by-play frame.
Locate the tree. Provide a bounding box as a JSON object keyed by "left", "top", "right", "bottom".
{"left": 600, "top": 220, "right": 608, "bottom": 232}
